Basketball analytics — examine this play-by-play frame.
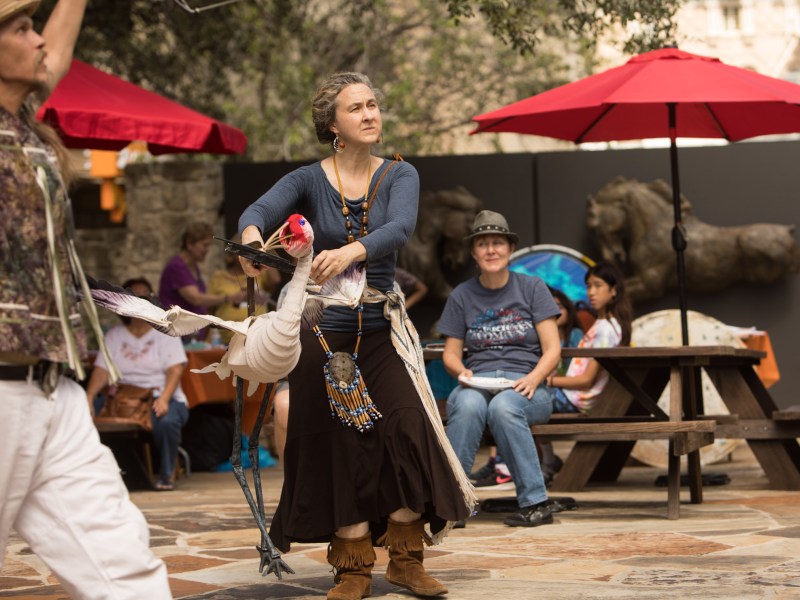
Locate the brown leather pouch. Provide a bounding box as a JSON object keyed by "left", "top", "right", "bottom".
{"left": 95, "top": 384, "right": 154, "bottom": 431}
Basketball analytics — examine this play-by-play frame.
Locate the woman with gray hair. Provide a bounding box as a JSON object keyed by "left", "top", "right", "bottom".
{"left": 239, "top": 72, "right": 473, "bottom": 600}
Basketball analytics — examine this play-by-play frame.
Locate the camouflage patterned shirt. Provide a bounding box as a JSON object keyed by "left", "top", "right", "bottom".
{"left": 0, "top": 106, "right": 88, "bottom": 363}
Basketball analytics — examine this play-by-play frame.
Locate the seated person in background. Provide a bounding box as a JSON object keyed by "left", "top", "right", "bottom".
{"left": 550, "top": 286, "right": 584, "bottom": 372}
{"left": 86, "top": 278, "right": 190, "bottom": 491}
{"left": 268, "top": 285, "right": 291, "bottom": 467}
{"left": 209, "top": 246, "right": 280, "bottom": 344}
{"left": 438, "top": 210, "right": 561, "bottom": 528}
{"left": 394, "top": 266, "right": 428, "bottom": 309}
{"left": 272, "top": 380, "right": 290, "bottom": 467}
{"left": 542, "top": 262, "right": 632, "bottom": 413}
{"left": 539, "top": 262, "right": 632, "bottom": 468}
{"left": 537, "top": 287, "right": 587, "bottom": 482}
{"left": 158, "top": 221, "right": 246, "bottom": 340}
{"left": 473, "top": 287, "right": 585, "bottom": 485}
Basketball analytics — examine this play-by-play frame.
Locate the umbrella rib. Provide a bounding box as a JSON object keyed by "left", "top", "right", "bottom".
{"left": 701, "top": 103, "right": 732, "bottom": 141}
{"left": 473, "top": 115, "right": 514, "bottom": 133}
{"left": 576, "top": 104, "right": 616, "bottom": 143}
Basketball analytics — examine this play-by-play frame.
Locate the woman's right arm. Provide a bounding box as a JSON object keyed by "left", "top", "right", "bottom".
{"left": 85, "top": 365, "right": 110, "bottom": 417}
{"left": 239, "top": 170, "right": 307, "bottom": 277}
{"left": 443, "top": 337, "right": 471, "bottom": 379}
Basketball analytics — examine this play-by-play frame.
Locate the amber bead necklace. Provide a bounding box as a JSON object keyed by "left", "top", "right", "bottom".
{"left": 332, "top": 153, "right": 372, "bottom": 243}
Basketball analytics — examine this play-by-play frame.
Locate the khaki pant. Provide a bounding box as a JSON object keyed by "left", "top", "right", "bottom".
{"left": 0, "top": 376, "right": 171, "bottom": 599}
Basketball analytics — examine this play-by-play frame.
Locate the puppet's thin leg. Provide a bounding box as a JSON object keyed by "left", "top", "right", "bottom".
{"left": 231, "top": 377, "right": 294, "bottom": 579}
{"left": 249, "top": 382, "right": 284, "bottom": 575}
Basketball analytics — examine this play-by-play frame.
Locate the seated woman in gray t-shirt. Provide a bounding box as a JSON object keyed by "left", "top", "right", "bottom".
{"left": 438, "top": 210, "right": 561, "bottom": 528}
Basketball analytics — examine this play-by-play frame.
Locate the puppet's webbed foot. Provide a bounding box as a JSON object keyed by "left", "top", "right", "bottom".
{"left": 258, "top": 545, "right": 295, "bottom": 579}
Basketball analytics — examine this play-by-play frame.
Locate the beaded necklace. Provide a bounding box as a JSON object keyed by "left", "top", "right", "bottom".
{"left": 332, "top": 153, "right": 371, "bottom": 243}
{"left": 315, "top": 153, "right": 403, "bottom": 431}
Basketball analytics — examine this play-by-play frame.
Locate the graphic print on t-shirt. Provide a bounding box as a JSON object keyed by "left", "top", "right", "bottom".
{"left": 120, "top": 339, "right": 155, "bottom": 362}
{"left": 466, "top": 307, "right": 533, "bottom": 351}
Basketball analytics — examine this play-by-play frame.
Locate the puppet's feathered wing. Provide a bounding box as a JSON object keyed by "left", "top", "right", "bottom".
{"left": 87, "top": 287, "right": 250, "bottom": 337}
{"left": 84, "top": 215, "right": 366, "bottom": 394}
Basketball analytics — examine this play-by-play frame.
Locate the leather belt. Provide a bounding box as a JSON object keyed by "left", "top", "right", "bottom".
{"left": 0, "top": 364, "right": 35, "bottom": 380}
{"left": 0, "top": 361, "right": 62, "bottom": 393}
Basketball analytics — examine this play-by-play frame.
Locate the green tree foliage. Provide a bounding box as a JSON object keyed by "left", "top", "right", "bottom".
{"left": 446, "top": 0, "right": 679, "bottom": 54}
{"left": 36, "top": 0, "right": 678, "bottom": 160}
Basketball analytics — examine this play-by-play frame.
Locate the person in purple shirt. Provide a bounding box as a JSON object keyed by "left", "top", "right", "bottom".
{"left": 158, "top": 222, "right": 245, "bottom": 337}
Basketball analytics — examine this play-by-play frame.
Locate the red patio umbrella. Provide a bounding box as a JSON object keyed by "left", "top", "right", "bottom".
{"left": 37, "top": 59, "right": 247, "bottom": 155}
{"left": 472, "top": 47, "right": 800, "bottom": 344}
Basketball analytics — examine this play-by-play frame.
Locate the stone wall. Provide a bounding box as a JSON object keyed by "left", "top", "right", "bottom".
{"left": 75, "top": 161, "right": 226, "bottom": 306}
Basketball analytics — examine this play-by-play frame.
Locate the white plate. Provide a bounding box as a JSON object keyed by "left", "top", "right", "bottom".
{"left": 458, "top": 375, "right": 516, "bottom": 392}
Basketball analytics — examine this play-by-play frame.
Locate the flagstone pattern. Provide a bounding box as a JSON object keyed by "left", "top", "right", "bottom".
{"left": 2, "top": 445, "right": 799, "bottom": 599}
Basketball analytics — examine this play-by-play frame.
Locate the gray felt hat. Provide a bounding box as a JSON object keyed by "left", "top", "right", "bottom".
{"left": 464, "top": 210, "right": 519, "bottom": 244}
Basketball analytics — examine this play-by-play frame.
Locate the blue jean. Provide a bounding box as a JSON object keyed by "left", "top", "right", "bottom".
{"left": 539, "top": 385, "right": 579, "bottom": 413}
{"left": 446, "top": 370, "right": 553, "bottom": 508}
{"left": 151, "top": 398, "right": 189, "bottom": 482}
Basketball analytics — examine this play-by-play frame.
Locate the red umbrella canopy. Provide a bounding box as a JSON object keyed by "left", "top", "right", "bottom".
{"left": 37, "top": 60, "right": 247, "bottom": 155}
{"left": 472, "top": 48, "right": 800, "bottom": 142}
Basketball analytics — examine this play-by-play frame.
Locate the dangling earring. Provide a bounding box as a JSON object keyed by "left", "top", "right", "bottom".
{"left": 333, "top": 135, "right": 345, "bottom": 153}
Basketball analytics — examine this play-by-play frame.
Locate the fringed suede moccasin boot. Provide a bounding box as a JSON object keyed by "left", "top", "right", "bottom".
{"left": 326, "top": 532, "right": 376, "bottom": 600}
{"left": 377, "top": 518, "right": 448, "bottom": 597}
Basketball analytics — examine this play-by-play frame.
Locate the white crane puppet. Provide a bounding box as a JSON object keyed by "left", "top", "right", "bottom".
{"left": 86, "top": 214, "right": 366, "bottom": 578}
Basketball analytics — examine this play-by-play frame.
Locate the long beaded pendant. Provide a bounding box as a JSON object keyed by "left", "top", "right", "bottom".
{"left": 314, "top": 305, "right": 382, "bottom": 432}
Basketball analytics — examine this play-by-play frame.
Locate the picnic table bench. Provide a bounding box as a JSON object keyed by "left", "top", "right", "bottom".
{"left": 424, "top": 344, "right": 800, "bottom": 519}
{"left": 549, "top": 346, "right": 800, "bottom": 518}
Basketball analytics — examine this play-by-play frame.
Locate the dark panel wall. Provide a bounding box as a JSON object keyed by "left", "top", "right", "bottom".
{"left": 223, "top": 141, "right": 799, "bottom": 407}
{"left": 533, "top": 141, "right": 800, "bottom": 409}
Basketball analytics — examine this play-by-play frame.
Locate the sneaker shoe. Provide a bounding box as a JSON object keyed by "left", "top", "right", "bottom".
{"left": 474, "top": 472, "right": 515, "bottom": 490}
{"left": 494, "top": 461, "right": 511, "bottom": 478}
{"left": 548, "top": 497, "right": 578, "bottom": 513}
{"left": 542, "top": 455, "right": 564, "bottom": 487}
{"left": 504, "top": 503, "right": 554, "bottom": 527}
{"left": 470, "top": 459, "right": 497, "bottom": 481}
{"left": 541, "top": 455, "right": 564, "bottom": 479}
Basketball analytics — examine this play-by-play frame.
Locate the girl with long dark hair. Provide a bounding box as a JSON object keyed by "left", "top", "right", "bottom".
{"left": 542, "top": 261, "right": 632, "bottom": 414}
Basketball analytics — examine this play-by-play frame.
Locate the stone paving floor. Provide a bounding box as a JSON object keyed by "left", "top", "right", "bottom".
{"left": 3, "top": 443, "right": 800, "bottom": 599}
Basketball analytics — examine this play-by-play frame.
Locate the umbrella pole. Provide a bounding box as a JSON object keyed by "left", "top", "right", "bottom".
{"left": 668, "top": 105, "right": 704, "bottom": 505}
{"left": 668, "top": 103, "right": 690, "bottom": 346}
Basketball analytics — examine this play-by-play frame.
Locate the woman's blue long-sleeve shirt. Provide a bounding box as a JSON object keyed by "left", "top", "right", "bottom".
{"left": 238, "top": 159, "right": 419, "bottom": 331}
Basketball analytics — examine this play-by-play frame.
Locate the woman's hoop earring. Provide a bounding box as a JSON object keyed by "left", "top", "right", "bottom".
{"left": 333, "top": 135, "right": 344, "bottom": 153}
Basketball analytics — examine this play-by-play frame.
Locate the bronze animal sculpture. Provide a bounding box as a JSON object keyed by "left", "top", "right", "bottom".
{"left": 398, "top": 186, "right": 483, "bottom": 300}
{"left": 587, "top": 177, "right": 800, "bottom": 302}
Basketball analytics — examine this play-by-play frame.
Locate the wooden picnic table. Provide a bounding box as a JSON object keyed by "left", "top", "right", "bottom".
{"left": 555, "top": 345, "right": 800, "bottom": 517}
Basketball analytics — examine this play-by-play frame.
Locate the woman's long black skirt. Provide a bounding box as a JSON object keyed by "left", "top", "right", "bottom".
{"left": 269, "top": 327, "right": 470, "bottom": 552}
